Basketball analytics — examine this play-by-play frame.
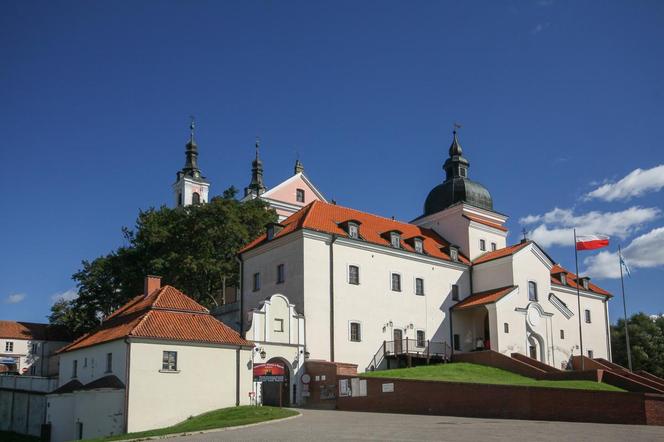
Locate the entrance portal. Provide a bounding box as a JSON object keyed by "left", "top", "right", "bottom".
{"left": 261, "top": 358, "right": 290, "bottom": 407}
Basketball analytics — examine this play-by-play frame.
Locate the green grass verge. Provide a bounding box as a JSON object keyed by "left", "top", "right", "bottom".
{"left": 0, "top": 431, "right": 40, "bottom": 442}
{"left": 362, "top": 362, "right": 625, "bottom": 392}
{"left": 86, "top": 406, "right": 299, "bottom": 441}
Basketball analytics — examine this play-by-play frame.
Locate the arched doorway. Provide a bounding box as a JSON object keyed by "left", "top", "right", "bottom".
{"left": 261, "top": 358, "right": 291, "bottom": 407}
{"left": 527, "top": 331, "right": 545, "bottom": 363}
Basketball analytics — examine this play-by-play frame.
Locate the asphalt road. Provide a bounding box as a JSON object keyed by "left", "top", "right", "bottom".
{"left": 171, "top": 408, "right": 664, "bottom": 441}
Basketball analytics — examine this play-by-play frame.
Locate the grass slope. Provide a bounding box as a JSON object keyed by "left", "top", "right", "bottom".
{"left": 87, "top": 406, "right": 298, "bottom": 441}
{"left": 362, "top": 362, "right": 624, "bottom": 392}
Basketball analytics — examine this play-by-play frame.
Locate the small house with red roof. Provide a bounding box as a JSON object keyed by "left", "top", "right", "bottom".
{"left": 46, "top": 276, "right": 253, "bottom": 442}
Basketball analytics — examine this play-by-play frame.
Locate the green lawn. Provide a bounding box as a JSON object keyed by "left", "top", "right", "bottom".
{"left": 0, "top": 432, "right": 40, "bottom": 442}
{"left": 362, "top": 362, "right": 624, "bottom": 392}
{"left": 86, "top": 406, "right": 299, "bottom": 441}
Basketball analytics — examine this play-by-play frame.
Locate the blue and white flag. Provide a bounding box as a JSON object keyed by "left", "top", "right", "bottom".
{"left": 619, "top": 251, "right": 632, "bottom": 278}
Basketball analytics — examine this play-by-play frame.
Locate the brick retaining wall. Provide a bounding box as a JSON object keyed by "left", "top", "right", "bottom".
{"left": 337, "top": 376, "right": 664, "bottom": 426}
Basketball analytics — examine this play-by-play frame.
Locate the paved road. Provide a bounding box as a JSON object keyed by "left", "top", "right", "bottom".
{"left": 174, "top": 408, "right": 664, "bottom": 441}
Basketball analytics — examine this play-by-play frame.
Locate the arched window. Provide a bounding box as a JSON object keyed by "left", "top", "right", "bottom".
{"left": 178, "top": 192, "right": 183, "bottom": 207}
{"left": 528, "top": 281, "right": 538, "bottom": 302}
{"left": 192, "top": 192, "right": 201, "bottom": 205}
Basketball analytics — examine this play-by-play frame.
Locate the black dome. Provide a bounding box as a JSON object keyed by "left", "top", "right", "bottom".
{"left": 423, "top": 130, "right": 494, "bottom": 216}
{"left": 424, "top": 177, "right": 493, "bottom": 215}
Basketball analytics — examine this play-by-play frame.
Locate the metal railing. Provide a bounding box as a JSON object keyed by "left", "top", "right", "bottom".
{"left": 367, "top": 339, "right": 451, "bottom": 371}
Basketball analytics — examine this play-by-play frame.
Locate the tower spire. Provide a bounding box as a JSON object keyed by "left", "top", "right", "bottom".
{"left": 173, "top": 117, "right": 209, "bottom": 207}
{"left": 182, "top": 116, "right": 201, "bottom": 179}
{"left": 443, "top": 125, "right": 470, "bottom": 181}
{"left": 244, "top": 137, "right": 267, "bottom": 197}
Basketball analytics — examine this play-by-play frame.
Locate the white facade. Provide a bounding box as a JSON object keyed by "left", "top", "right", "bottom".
{"left": 0, "top": 337, "right": 69, "bottom": 377}
{"left": 173, "top": 175, "right": 209, "bottom": 208}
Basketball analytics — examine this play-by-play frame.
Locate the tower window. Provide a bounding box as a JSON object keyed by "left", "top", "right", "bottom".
{"left": 460, "top": 167, "right": 467, "bottom": 177}
{"left": 296, "top": 188, "right": 305, "bottom": 203}
{"left": 178, "top": 192, "right": 183, "bottom": 207}
{"left": 192, "top": 192, "right": 201, "bottom": 205}
{"left": 479, "top": 239, "right": 486, "bottom": 251}
{"left": 528, "top": 281, "right": 538, "bottom": 302}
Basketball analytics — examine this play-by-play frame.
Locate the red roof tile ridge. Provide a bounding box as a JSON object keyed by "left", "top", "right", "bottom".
{"left": 128, "top": 309, "right": 153, "bottom": 337}
{"left": 311, "top": 200, "right": 412, "bottom": 228}
{"left": 105, "top": 295, "right": 144, "bottom": 321}
{"left": 472, "top": 241, "right": 531, "bottom": 264}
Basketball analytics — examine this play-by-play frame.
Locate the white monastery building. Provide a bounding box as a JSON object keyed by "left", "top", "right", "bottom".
{"left": 233, "top": 130, "right": 612, "bottom": 403}
{"left": 0, "top": 321, "right": 70, "bottom": 376}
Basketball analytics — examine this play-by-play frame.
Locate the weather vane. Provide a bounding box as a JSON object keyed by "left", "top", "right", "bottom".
{"left": 522, "top": 228, "right": 528, "bottom": 241}
{"left": 189, "top": 115, "right": 195, "bottom": 136}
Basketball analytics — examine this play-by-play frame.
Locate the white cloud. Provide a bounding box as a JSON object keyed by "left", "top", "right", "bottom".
{"left": 584, "top": 165, "right": 664, "bottom": 202}
{"left": 5, "top": 293, "right": 26, "bottom": 304}
{"left": 584, "top": 227, "right": 664, "bottom": 279}
{"left": 520, "top": 206, "right": 661, "bottom": 248}
{"left": 531, "top": 22, "right": 550, "bottom": 34}
{"left": 51, "top": 288, "right": 78, "bottom": 303}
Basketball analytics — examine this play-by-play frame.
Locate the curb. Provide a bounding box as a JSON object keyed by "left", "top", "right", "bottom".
{"left": 110, "top": 409, "right": 302, "bottom": 442}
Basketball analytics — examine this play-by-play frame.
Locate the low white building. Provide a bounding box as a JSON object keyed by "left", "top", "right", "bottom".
{"left": 234, "top": 130, "right": 612, "bottom": 396}
{"left": 46, "top": 276, "right": 253, "bottom": 442}
{"left": 0, "top": 321, "right": 71, "bottom": 376}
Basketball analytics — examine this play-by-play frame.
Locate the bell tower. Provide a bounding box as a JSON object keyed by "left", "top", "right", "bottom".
{"left": 173, "top": 118, "right": 209, "bottom": 207}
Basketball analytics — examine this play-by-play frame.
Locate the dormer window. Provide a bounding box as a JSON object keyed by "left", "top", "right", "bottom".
{"left": 390, "top": 232, "right": 401, "bottom": 248}
{"left": 579, "top": 277, "right": 590, "bottom": 290}
{"left": 414, "top": 238, "right": 423, "bottom": 254}
{"left": 266, "top": 222, "right": 284, "bottom": 241}
{"left": 348, "top": 223, "right": 359, "bottom": 239}
{"left": 560, "top": 273, "right": 567, "bottom": 285}
{"left": 449, "top": 246, "right": 459, "bottom": 262}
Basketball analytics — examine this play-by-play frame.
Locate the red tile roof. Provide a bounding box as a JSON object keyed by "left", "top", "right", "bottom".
{"left": 462, "top": 214, "right": 508, "bottom": 232}
{"left": 0, "top": 321, "right": 71, "bottom": 342}
{"left": 550, "top": 264, "right": 611, "bottom": 297}
{"left": 240, "top": 201, "right": 470, "bottom": 264}
{"left": 59, "top": 285, "right": 252, "bottom": 353}
{"left": 452, "top": 286, "right": 517, "bottom": 310}
{"left": 472, "top": 241, "right": 532, "bottom": 265}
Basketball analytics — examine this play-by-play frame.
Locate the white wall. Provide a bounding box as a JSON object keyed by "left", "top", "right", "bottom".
{"left": 0, "top": 338, "right": 69, "bottom": 376}
{"left": 57, "top": 340, "right": 127, "bottom": 386}
{"left": 47, "top": 390, "right": 125, "bottom": 442}
{"left": 126, "top": 340, "right": 251, "bottom": 433}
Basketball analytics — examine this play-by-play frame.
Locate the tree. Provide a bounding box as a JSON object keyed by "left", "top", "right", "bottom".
{"left": 611, "top": 312, "right": 664, "bottom": 377}
{"left": 51, "top": 189, "right": 276, "bottom": 335}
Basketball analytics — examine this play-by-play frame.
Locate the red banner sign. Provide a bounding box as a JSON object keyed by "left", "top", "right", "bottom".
{"left": 253, "top": 363, "right": 285, "bottom": 382}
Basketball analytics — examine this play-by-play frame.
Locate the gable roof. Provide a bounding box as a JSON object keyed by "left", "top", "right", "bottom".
{"left": 58, "top": 285, "right": 252, "bottom": 353}
{"left": 472, "top": 241, "right": 532, "bottom": 265}
{"left": 0, "top": 321, "right": 72, "bottom": 342}
{"left": 261, "top": 172, "right": 327, "bottom": 202}
{"left": 452, "top": 286, "right": 517, "bottom": 310}
{"left": 240, "top": 200, "right": 471, "bottom": 265}
{"left": 550, "top": 264, "right": 611, "bottom": 297}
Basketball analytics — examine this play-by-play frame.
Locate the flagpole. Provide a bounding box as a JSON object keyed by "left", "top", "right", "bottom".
{"left": 618, "top": 245, "right": 633, "bottom": 371}
{"left": 574, "top": 228, "right": 585, "bottom": 370}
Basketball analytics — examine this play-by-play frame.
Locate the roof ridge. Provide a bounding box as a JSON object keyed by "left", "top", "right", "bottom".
{"left": 314, "top": 200, "right": 410, "bottom": 227}
{"left": 129, "top": 309, "right": 153, "bottom": 336}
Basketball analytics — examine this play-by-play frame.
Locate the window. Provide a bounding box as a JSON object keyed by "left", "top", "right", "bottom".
{"left": 585, "top": 309, "right": 591, "bottom": 323}
{"left": 491, "top": 242, "right": 497, "bottom": 251}
{"left": 391, "top": 273, "right": 402, "bottom": 292}
{"left": 528, "top": 281, "right": 538, "bottom": 302}
{"left": 414, "top": 238, "right": 423, "bottom": 254}
{"left": 83, "top": 357, "right": 88, "bottom": 368}
{"left": 504, "top": 323, "right": 509, "bottom": 333}
{"left": 450, "top": 248, "right": 458, "bottom": 262}
{"left": 72, "top": 360, "right": 78, "bottom": 378}
{"left": 105, "top": 353, "right": 112, "bottom": 373}
{"left": 162, "top": 351, "right": 177, "bottom": 371}
{"left": 479, "top": 239, "right": 486, "bottom": 251}
{"left": 390, "top": 232, "right": 401, "bottom": 248}
{"left": 587, "top": 350, "right": 594, "bottom": 358}
{"left": 348, "top": 265, "right": 360, "bottom": 285}
{"left": 451, "top": 284, "right": 459, "bottom": 301}
{"left": 253, "top": 272, "right": 260, "bottom": 291}
{"left": 416, "top": 330, "right": 426, "bottom": 347}
{"left": 453, "top": 334, "right": 460, "bottom": 351}
{"left": 460, "top": 167, "right": 467, "bottom": 177}
{"left": 274, "top": 318, "right": 284, "bottom": 332}
{"left": 348, "top": 223, "right": 359, "bottom": 239}
{"left": 191, "top": 192, "right": 201, "bottom": 205}
{"left": 296, "top": 188, "right": 305, "bottom": 203}
{"left": 350, "top": 322, "right": 361, "bottom": 342}
{"left": 31, "top": 343, "right": 38, "bottom": 353}
{"left": 277, "top": 264, "right": 285, "bottom": 284}
{"left": 415, "top": 278, "right": 424, "bottom": 296}
{"left": 560, "top": 274, "right": 567, "bottom": 285}
{"left": 5, "top": 342, "right": 13, "bottom": 352}
{"left": 560, "top": 329, "right": 565, "bottom": 340}
{"left": 267, "top": 225, "right": 275, "bottom": 240}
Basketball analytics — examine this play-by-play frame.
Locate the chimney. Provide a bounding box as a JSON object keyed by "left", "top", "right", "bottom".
{"left": 144, "top": 275, "right": 162, "bottom": 296}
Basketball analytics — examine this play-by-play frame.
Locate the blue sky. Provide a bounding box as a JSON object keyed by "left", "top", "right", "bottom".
{"left": 1, "top": 1, "right": 663, "bottom": 324}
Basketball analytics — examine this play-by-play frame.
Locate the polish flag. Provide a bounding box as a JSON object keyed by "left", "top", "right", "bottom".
{"left": 576, "top": 234, "right": 610, "bottom": 251}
